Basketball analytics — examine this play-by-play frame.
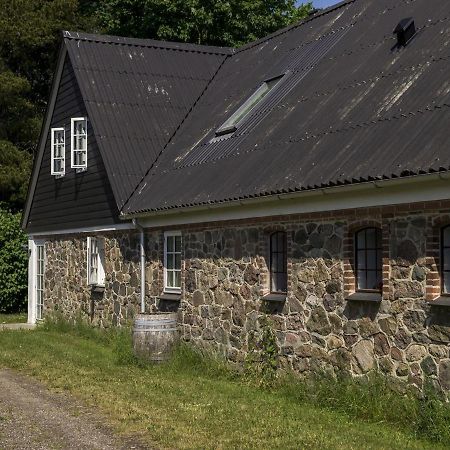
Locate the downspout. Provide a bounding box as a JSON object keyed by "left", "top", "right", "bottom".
{"left": 132, "top": 219, "right": 146, "bottom": 314}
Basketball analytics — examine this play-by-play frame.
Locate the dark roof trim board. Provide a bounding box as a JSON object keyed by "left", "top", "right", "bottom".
{"left": 22, "top": 43, "right": 68, "bottom": 229}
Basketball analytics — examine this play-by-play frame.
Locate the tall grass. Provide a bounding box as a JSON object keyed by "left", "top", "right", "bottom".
{"left": 41, "top": 315, "right": 450, "bottom": 446}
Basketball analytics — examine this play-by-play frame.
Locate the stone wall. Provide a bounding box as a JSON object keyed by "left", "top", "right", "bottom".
{"left": 44, "top": 231, "right": 161, "bottom": 326}
{"left": 41, "top": 204, "right": 450, "bottom": 395}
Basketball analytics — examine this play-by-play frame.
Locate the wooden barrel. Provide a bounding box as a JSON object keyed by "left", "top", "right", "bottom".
{"left": 132, "top": 313, "right": 179, "bottom": 362}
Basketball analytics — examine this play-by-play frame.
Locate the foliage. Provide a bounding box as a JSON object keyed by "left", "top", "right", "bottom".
{"left": 0, "top": 327, "right": 447, "bottom": 449}
{"left": 0, "top": 141, "right": 32, "bottom": 211}
{"left": 0, "top": 0, "right": 96, "bottom": 110}
{"left": 0, "top": 209, "right": 28, "bottom": 313}
{"left": 95, "top": 0, "right": 312, "bottom": 47}
{"left": 245, "top": 315, "right": 279, "bottom": 386}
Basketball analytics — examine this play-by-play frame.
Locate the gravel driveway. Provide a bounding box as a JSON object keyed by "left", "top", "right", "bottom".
{"left": 0, "top": 369, "right": 150, "bottom": 450}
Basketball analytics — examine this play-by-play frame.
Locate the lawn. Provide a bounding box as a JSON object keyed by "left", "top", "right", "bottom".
{"left": 0, "top": 326, "right": 447, "bottom": 450}
{"left": 0, "top": 312, "right": 27, "bottom": 324}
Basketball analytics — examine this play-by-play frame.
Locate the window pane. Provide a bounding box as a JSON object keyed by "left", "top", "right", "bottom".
{"left": 443, "top": 227, "right": 450, "bottom": 246}
{"left": 357, "top": 230, "right": 365, "bottom": 248}
{"left": 366, "top": 228, "right": 376, "bottom": 248}
{"left": 444, "top": 249, "right": 450, "bottom": 270}
{"left": 167, "top": 271, "right": 174, "bottom": 287}
{"left": 366, "top": 250, "right": 377, "bottom": 270}
{"left": 444, "top": 273, "right": 450, "bottom": 294}
{"left": 175, "top": 236, "right": 181, "bottom": 252}
{"left": 167, "top": 254, "right": 174, "bottom": 270}
{"left": 271, "top": 234, "right": 278, "bottom": 253}
{"left": 357, "top": 250, "right": 366, "bottom": 269}
{"left": 167, "top": 236, "right": 174, "bottom": 252}
{"left": 175, "top": 254, "right": 181, "bottom": 271}
{"left": 357, "top": 272, "right": 366, "bottom": 290}
{"left": 174, "top": 271, "right": 181, "bottom": 288}
{"left": 366, "top": 271, "right": 378, "bottom": 290}
{"left": 277, "top": 273, "right": 287, "bottom": 292}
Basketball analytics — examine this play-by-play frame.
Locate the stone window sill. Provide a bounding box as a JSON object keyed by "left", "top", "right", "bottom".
{"left": 261, "top": 293, "right": 287, "bottom": 302}
{"left": 427, "top": 296, "right": 450, "bottom": 307}
{"left": 158, "top": 293, "right": 181, "bottom": 301}
{"left": 346, "top": 292, "right": 382, "bottom": 303}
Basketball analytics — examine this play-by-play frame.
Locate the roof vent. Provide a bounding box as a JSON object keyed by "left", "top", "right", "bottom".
{"left": 393, "top": 18, "right": 416, "bottom": 47}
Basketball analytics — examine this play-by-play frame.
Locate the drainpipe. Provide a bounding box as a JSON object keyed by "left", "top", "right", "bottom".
{"left": 132, "top": 219, "right": 146, "bottom": 314}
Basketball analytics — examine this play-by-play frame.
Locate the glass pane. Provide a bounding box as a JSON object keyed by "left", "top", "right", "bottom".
{"left": 167, "top": 271, "right": 174, "bottom": 287}
{"left": 278, "top": 253, "right": 284, "bottom": 273}
{"left": 443, "top": 227, "right": 450, "bottom": 246}
{"left": 366, "top": 250, "right": 377, "bottom": 270}
{"left": 357, "top": 271, "right": 366, "bottom": 290}
{"left": 175, "top": 236, "right": 181, "bottom": 252}
{"left": 357, "top": 230, "right": 365, "bottom": 249}
{"left": 278, "top": 232, "right": 285, "bottom": 251}
{"left": 167, "top": 254, "right": 174, "bottom": 270}
{"left": 444, "top": 273, "right": 450, "bottom": 294}
{"left": 174, "top": 271, "right": 181, "bottom": 288}
{"left": 271, "top": 234, "right": 278, "bottom": 252}
{"left": 366, "top": 271, "right": 377, "bottom": 290}
{"left": 167, "top": 236, "right": 174, "bottom": 252}
{"left": 175, "top": 254, "right": 181, "bottom": 270}
{"left": 357, "top": 250, "right": 366, "bottom": 269}
{"left": 366, "top": 228, "right": 376, "bottom": 248}
{"left": 444, "top": 249, "right": 450, "bottom": 270}
{"left": 271, "top": 253, "right": 278, "bottom": 272}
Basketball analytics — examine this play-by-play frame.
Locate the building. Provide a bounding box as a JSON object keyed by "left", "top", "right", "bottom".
{"left": 23, "top": 0, "right": 450, "bottom": 393}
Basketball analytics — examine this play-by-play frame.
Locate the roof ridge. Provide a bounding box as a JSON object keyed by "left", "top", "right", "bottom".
{"left": 62, "top": 30, "right": 234, "bottom": 55}
{"left": 234, "top": 0, "right": 356, "bottom": 54}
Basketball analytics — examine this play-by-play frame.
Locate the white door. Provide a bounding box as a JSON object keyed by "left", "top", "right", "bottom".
{"left": 35, "top": 243, "right": 45, "bottom": 320}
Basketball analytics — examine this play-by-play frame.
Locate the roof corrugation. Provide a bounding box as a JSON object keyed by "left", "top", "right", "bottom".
{"left": 123, "top": 0, "right": 450, "bottom": 214}
{"left": 64, "top": 32, "right": 230, "bottom": 208}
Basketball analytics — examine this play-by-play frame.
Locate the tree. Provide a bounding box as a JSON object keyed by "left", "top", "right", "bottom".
{"left": 95, "top": 0, "right": 312, "bottom": 47}
{"left": 0, "top": 208, "right": 28, "bottom": 313}
{"left": 0, "top": 141, "right": 32, "bottom": 212}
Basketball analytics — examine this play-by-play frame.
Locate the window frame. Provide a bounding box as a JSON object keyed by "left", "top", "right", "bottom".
{"left": 354, "top": 227, "right": 383, "bottom": 292}
{"left": 269, "top": 231, "right": 287, "bottom": 294}
{"left": 71, "top": 117, "right": 88, "bottom": 170}
{"left": 163, "top": 231, "right": 182, "bottom": 293}
{"left": 214, "top": 74, "right": 285, "bottom": 138}
{"left": 50, "top": 127, "right": 65, "bottom": 176}
{"left": 440, "top": 225, "right": 450, "bottom": 296}
{"left": 87, "top": 237, "right": 105, "bottom": 287}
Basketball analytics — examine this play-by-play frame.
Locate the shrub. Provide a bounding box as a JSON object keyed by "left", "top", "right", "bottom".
{"left": 0, "top": 208, "right": 28, "bottom": 313}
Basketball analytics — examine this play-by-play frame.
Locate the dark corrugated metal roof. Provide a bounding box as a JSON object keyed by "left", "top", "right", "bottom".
{"left": 123, "top": 0, "right": 450, "bottom": 214}
{"left": 64, "top": 31, "right": 231, "bottom": 209}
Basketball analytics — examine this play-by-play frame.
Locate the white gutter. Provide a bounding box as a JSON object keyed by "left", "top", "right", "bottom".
{"left": 121, "top": 172, "right": 450, "bottom": 220}
{"left": 132, "top": 219, "right": 146, "bottom": 314}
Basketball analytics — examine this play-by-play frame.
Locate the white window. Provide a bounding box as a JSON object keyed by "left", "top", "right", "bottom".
{"left": 164, "top": 231, "right": 182, "bottom": 292}
{"left": 50, "top": 127, "right": 65, "bottom": 176}
{"left": 87, "top": 237, "right": 105, "bottom": 286}
{"left": 71, "top": 117, "right": 87, "bottom": 169}
{"left": 35, "top": 243, "right": 45, "bottom": 320}
{"left": 215, "top": 74, "right": 284, "bottom": 137}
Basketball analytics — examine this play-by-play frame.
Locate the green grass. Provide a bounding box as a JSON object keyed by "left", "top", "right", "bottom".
{"left": 0, "top": 312, "right": 27, "bottom": 324}
{"left": 0, "top": 323, "right": 448, "bottom": 450}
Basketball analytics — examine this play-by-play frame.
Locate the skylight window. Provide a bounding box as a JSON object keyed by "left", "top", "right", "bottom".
{"left": 215, "top": 74, "right": 284, "bottom": 137}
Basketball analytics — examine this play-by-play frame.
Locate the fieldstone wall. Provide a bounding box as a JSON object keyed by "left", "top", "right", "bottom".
{"left": 41, "top": 207, "right": 450, "bottom": 396}
{"left": 44, "top": 231, "right": 161, "bottom": 326}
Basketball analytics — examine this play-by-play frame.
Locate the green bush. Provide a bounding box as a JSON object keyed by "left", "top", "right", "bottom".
{"left": 0, "top": 208, "right": 27, "bottom": 313}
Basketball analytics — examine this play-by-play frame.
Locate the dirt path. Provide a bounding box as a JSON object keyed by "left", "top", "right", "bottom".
{"left": 0, "top": 369, "right": 150, "bottom": 450}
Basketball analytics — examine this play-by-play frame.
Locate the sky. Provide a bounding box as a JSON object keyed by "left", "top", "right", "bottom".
{"left": 299, "top": 0, "right": 341, "bottom": 9}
